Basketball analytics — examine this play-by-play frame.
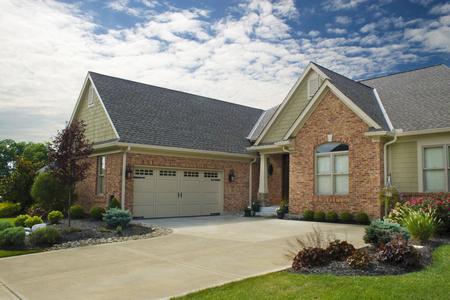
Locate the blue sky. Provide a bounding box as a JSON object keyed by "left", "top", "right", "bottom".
{"left": 0, "top": 0, "right": 449, "bottom": 141}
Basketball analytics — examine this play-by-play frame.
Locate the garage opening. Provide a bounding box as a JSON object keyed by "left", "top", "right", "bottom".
{"left": 133, "top": 167, "right": 223, "bottom": 218}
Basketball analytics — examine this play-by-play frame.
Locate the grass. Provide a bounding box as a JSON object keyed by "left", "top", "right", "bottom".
{"left": 177, "top": 245, "right": 450, "bottom": 300}
{"left": 0, "top": 217, "right": 42, "bottom": 258}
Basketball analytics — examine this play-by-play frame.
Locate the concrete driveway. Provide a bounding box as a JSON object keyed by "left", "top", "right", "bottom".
{"left": 0, "top": 216, "right": 365, "bottom": 300}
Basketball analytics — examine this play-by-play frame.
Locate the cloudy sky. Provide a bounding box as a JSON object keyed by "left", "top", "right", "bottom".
{"left": 0, "top": 0, "right": 449, "bottom": 142}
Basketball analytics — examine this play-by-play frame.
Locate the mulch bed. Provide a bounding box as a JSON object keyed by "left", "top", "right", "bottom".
{"left": 288, "top": 237, "right": 449, "bottom": 276}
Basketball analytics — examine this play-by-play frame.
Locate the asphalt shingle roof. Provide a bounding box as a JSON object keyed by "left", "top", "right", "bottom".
{"left": 361, "top": 65, "right": 450, "bottom": 132}
{"left": 247, "top": 105, "right": 278, "bottom": 141}
{"left": 313, "top": 63, "right": 390, "bottom": 130}
{"left": 89, "top": 72, "right": 263, "bottom": 154}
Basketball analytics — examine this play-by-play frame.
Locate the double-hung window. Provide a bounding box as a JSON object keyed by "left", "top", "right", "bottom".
{"left": 423, "top": 145, "right": 450, "bottom": 192}
{"left": 316, "top": 143, "right": 349, "bottom": 195}
{"left": 96, "top": 156, "right": 106, "bottom": 195}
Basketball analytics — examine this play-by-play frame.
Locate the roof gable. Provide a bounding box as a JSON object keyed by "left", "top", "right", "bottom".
{"left": 362, "top": 65, "right": 450, "bottom": 132}
{"left": 88, "top": 72, "right": 263, "bottom": 154}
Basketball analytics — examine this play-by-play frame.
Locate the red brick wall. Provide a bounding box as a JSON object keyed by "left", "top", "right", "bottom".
{"left": 289, "top": 90, "right": 384, "bottom": 218}
{"left": 268, "top": 154, "right": 283, "bottom": 204}
{"left": 76, "top": 152, "right": 253, "bottom": 213}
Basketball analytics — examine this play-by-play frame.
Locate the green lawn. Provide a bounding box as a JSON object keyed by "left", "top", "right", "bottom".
{"left": 0, "top": 217, "right": 42, "bottom": 258}
{"left": 177, "top": 245, "right": 450, "bottom": 300}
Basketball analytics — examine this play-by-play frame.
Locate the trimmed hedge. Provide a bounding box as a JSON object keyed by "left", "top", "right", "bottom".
{"left": 90, "top": 206, "right": 106, "bottom": 221}
{"left": 0, "top": 220, "right": 13, "bottom": 232}
{"left": 14, "top": 214, "right": 30, "bottom": 227}
{"left": 0, "top": 202, "right": 21, "bottom": 218}
{"left": 325, "top": 211, "right": 338, "bottom": 222}
{"left": 0, "top": 227, "right": 25, "bottom": 247}
{"left": 69, "top": 205, "right": 84, "bottom": 219}
{"left": 103, "top": 208, "right": 132, "bottom": 228}
{"left": 340, "top": 212, "right": 354, "bottom": 223}
{"left": 303, "top": 210, "right": 314, "bottom": 221}
{"left": 355, "top": 212, "right": 370, "bottom": 225}
{"left": 313, "top": 211, "right": 326, "bottom": 222}
{"left": 29, "top": 226, "right": 61, "bottom": 247}
{"left": 24, "top": 216, "right": 44, "bottom": 228}
{"left": 47, "top": 211, "right": 64, "bottom": 225}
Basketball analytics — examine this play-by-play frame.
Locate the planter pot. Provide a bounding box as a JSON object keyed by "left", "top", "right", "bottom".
{"left": 244, "top": 209, "right": 252, "bottom": 217}
{"left": 277, "top": 211, "right": 285, "bottom": 219}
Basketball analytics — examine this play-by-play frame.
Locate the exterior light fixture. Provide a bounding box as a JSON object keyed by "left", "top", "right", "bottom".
{"left": 126, "top": 165, "right": 133, "bottom": 179}
{"left": 228, "top": 169, "right": 235, "bottom": 182}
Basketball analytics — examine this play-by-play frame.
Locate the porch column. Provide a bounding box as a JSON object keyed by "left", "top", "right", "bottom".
{"left": 258, "top": 153, "right": 269, "bottom": 204}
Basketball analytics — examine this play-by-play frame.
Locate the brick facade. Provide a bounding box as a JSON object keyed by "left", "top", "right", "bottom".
{"left": 268, "top": 154, "right": 283, "bottom": 204}
{"left": 75, "top": 152, "right": 253, "bottom": 213}
{"left": 289, "top": 90, "right": 384, "bottom": 218}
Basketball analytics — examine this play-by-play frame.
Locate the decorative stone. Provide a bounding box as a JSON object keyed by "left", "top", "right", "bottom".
{"left": 31, "top": 223, "right": 46, "bottom": 232}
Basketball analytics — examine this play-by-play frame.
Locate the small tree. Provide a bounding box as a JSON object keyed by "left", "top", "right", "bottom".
{"left": 0, "top": 157, "right": 37, "bottom": 209}
{"left": 48, "top": 120, "right": 92, "bottom": 226}
{"left": 31, "top": 172, "right": 68, "bottom": 212}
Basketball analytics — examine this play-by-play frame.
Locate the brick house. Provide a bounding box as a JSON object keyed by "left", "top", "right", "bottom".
{"left": 70, "top": 62, "right": 450, "bottom": 219}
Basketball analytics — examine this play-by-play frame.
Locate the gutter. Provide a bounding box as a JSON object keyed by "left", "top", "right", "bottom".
{"left": 121, "top": 146, "right": 131, "bottom": 209}
{"left": 383, "top": 130, "right": 398, "bottom": 186}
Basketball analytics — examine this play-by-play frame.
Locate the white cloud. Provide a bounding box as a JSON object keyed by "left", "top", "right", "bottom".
{"left": 0, "top": 0, "right": 447, "bottom": 142}
{"left": 404, "top": 17, "right": 450, "bottom": 52}
{"left": 327, "top": 27, "right": 347, "bottom": 34}
{"left": 335, "top": 16, "right": 351, "bottom": 25}
{"left": 429, "top": 3, "right": 450, "bottom": 15}
{"left": 360, "top": 22, "right": 377, "bottom": 33}
{"left": 107, "top": 0, "right": 142, "bottom": 16}
{"left": 323, "top": 0, "right": 368, "bottom": 11}
{"left": 409, "top": 0, "right": 433, "bottom": 5}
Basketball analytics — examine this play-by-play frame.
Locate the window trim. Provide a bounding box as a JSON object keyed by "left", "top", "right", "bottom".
{"left": 87, "top": 86, "right": 95, "bottom": 108}
{"left": 307, "top": 72, "right": 320, "bottom": 99}
{"left": 315, "top": 148, "right": 349, "bottom": 196}
{"left": 422, "top": 145, "right": 449, "bottom": 192}
{"left": 96, "top": 156, "right": 106, "bottom": 195}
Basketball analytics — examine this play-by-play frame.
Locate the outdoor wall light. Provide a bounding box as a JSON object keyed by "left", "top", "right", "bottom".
{"left": 268, "top": 163, "right": 274, "bottom": 176}
{"left": 228, "top": 169, "right": 235, "bottom": 182}
{"left": 126, "top": 165, "right": 133, "bottom": 179}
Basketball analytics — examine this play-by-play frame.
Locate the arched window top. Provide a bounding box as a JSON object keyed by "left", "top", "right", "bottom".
{"left": 316, "top": 143, "right": 349, "bottom": 153}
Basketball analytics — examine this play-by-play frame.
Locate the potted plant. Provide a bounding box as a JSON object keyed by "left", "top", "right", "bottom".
{"left": 244, "top": 207, "right": 252, "bottom": 217}
{"left": 277, "top": 200, "right": 288, "bottom": 219}
{"left": 251, "top": 201, "right": 261, "bottom": 213}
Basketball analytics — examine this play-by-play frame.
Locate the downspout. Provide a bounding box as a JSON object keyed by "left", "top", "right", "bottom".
{"left": 249, "top": 157, "right": 257, "bottom": 207}
{"left": 121, "top": 146, "right": 131, "bottom": 210}
{"left": 383, "top": 130, "right": 398, "bottom": 186}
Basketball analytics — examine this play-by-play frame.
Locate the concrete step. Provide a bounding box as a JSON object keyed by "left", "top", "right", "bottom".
{"left": 255, "top": 205, "right": 278, "bottom": 217}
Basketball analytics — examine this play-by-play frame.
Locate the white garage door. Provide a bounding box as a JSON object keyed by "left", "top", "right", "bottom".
{"left": 133, "top": 168, "right": 223, "bottom": 218}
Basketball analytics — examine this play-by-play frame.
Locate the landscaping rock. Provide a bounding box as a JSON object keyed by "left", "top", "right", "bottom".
{"left": 31, "top": 223, "right": 46, "bottom": 232}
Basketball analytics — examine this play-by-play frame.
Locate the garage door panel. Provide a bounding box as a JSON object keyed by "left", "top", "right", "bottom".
{"left": 156, "top": 205, "right": 179, "bottom": 217}
{"left": 134, "top": 192, "right": 156, "bottom": 206}
{"left": 134, "top": 180, "right": 155, "bottom": 193}
{"left": 133, "top": 205, "right": 155, "bottom": 218}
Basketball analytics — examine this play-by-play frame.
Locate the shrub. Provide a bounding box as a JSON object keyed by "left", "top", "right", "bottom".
{"left": 31, "top": 172, "right": 67, "bottom": 212}
{"left": 292, "top": 247, "right": 330, "bottom": 270}
{"left": 69, "top": 205, "right": 85, "bottom": 219}
{"left": 326, "top": 240, "right": 355, "bottom": 260}
{"left": 90, "top": 206, "right": 106, "bottom": 221}
{"left": 313, "top": 211, "right": 325, "bottom": 222}
{"left": 376, "top": 235, "right": 420, "bottom": 268}
{"left": 339, "top": 212, "right": 353, "bottom": 223}
{"left": 355, "top": 212, "right": 370, "bottom": 225}
{"left": 24, "top": 216, "right": 44, "bottom": 228}
{"left": 0, "top": 220, "right": 13, "bottom": 232}
{"left": 14, "top": 214, "right": 30, "bottom": 227}
{"left": 108, "top": 197, "right": 121, "bottom": 209}
{"left": 346, "top": 249, "right": 371, "bottom": 269}
{"left": 27, "top": 204, "right": 47, "bottom": 219}
{"left": 363, "top": 219, "right": 409, "bottom": 246}
{"left": 29, "top": 226, "right": 61, "bottom": 247}
{"left": 325, "top": 211, "right": 338, "bottom": 222}
{"left": 0, "top": 202, "right": 21, "bottom": 218}
{"left": 402, "top": 210, "right": 439, "bottom": 244}
{"left": 47, "top": 210, "right": 64, "bottom": 225}
{"left": 103, "top": 208, "right": 132, "bottom": 228}
{"left": 388, "top": 202, "right": 413, "bottom": 225}
{"left": 0, "top": 227, "right": 25, "bottom": 247}
{"left": 303, "top": 210, "right": 314, "bottom": 221}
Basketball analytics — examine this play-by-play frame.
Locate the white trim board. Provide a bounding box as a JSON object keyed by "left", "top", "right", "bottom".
{"left": 254, "top": 62, "right": 330, "bottom": 145}
{"left": 69, "top": 72, "right": 120, "bottom": 139}
{"left": 283, "top": 80, "right": 381, "bottom": 140}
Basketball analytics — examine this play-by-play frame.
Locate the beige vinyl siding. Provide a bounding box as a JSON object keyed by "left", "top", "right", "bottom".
{"left": 388, "top": 141, "right": 418, "bottom": 192}
{"left": 262, "top": 71, "right": 323, "bottom": 144}
{"left": 73, "top": 81, "right": 117, "bottom": 144}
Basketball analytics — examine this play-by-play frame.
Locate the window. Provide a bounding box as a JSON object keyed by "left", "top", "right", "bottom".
{"left": 160, "top": 170, "right": 176, "bottom": 177}
{"left": 88, "top": 86, "right": 94, "bottom": 107}
{"left": 423, "top": 145, "right": 450, "bottom": 192}
{"left": 135, "top": 169, "right": 153, "bottom": 176}
{"left": 96, "top": 156, "right": 106, "bottom": 195}
{"left": 308, "top": 72, "right": 320, "bottom": 99}
{"left": 204, "top": 172, "right": 218, "bottom": 178}
{"left": 316, "top": 143, "right": 349, "bottom": 195}
{"left": 184, "top": 171, "right": 199, "bottom": 177}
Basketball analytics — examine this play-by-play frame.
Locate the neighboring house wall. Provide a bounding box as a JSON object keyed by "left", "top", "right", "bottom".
{"left": 262, "top": 71, "right": 323, "bottom": 144}
{"left": 289, "top": 90, "right": 384, "bottom": 218}
{"left": 73, "top": 81, "right": 117, "bottom": 144}
{"left": 388, "top": 141, "right": 418, "bottom": 192}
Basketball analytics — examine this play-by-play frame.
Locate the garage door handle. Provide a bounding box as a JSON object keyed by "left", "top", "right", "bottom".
{"left": 180, "top": 192, "right": 183, "bottom": 198}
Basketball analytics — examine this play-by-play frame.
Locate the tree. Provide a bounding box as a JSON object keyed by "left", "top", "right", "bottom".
{"left": 48, "top": 120, "right": 92, "bottom": 226}
{"left": 0, "top": 157, "right": 37, "bottom": 209}
{"left": 0, "top": 139, "right": 18, "bottom": 177}
{"left": 0, "top": 139, "right": 48, "bottom": 177}
{"left": 31, "top": 172, "right": 68, "bottom": 212}
{"left": 22, "top": 143, "right": 48, "bottom": 168}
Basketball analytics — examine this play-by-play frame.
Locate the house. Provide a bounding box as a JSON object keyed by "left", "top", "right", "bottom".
{"left": 70, "top": 62, "right": 450, "bottom": 218}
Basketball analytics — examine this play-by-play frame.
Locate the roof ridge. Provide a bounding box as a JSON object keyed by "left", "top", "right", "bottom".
{"left": 359, "top": 64, "right": 447, "bottom": 82}
{"left": 311, "top": 62, "right": 375, "bottom": 90}
{"left": 88, "top": 71, "right": 264, "bottom": 112}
